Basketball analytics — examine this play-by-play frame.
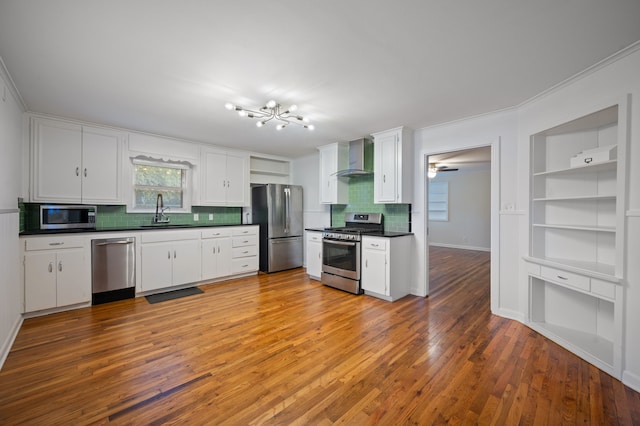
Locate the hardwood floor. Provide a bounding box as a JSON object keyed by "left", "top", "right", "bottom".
{"left": 1, "top": 246, "right": 639, "bottom": 424}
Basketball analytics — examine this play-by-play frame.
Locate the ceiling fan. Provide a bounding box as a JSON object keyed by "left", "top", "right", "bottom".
{"left": 428, "top": 163, "right": 458, "bottom": 178}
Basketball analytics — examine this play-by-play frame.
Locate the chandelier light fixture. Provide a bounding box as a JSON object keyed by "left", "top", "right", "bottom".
{"left": 224, "top": 100, "right": 315, "bottom": 131}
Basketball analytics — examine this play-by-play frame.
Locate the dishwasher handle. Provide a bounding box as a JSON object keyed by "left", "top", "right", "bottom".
{"left": 94, "top": 240, "right": 134, "bottom": 246}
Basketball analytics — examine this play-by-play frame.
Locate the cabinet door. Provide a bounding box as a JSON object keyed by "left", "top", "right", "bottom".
{"left": 217, "top": 237, "right": 233, "bottom": 278}
{"left": 24, "top": 252, "right": 57, "bottom": 312}
{"left": 32, "top": 118, "right": 82, "bottom": 202}
{"left": 81, "top": 126, "right": 122, "bottom": 203}
{"left": 361, "top": 249, "right": 387, "bottom": 295}
{"left": 307, "top": 240, "right": 322, "bottom": 279}
{"left": 319, "top": 146, "right": 337, "bottom": 204}
{"left": 202, "top": 150, "right": 228, "bottom": 205}
{"left": 172, "top": 240, "right": 202, "bottom": 286}
{"left": 56, "top": 248, "right": 89, "bottom": 306}
{"left": 201, "top": 239, "right": 219, "bottom": 281}
{"left": 225, "top": 153, "right": 249, "bottom": 206}
{"left": 141, "top": 243, "right": 174, "bottom": 291}
{"left": 374, "top": 133, "right": 398, "bottom": 203}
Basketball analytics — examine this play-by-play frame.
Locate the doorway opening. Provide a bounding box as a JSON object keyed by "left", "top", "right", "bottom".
{"left": 424, "top": 144, "right": 498, "bottom": 308}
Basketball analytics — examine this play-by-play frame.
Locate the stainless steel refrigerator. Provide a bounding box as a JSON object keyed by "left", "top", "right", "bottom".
{"left": 252, "top": 184, "right": 303, "bottom": 273}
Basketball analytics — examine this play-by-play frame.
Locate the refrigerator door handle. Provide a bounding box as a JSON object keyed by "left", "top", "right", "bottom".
{"left": 284, "top": 187, "right": 290, "bottom": 234}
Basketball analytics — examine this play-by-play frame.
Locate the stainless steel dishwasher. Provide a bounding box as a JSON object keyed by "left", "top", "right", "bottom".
{"left": 91, "top": 237, "right": 136, "bottom": 305}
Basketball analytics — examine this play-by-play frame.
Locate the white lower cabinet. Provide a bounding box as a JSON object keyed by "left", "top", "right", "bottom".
{"left": 140, "top": 231, "right": 202, "bottom": 292}
{"left": 230, "top": 226, "right": 259, "bottom": 275}
{"left": 305, "top": 231, "right": 323, "bottom": 280}
{"left": 361, "top": 235, "right": 412, "bottom": 301}
{"left": 201, "top": 228, "right": 232, "bottom": 281}
{"left": 23, "top": 236, "right": 89, "bottom": 312}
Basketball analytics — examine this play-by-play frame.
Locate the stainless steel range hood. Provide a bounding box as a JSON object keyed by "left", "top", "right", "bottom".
{"left": 334, "top": 138, "right": 373, "bottom": 177}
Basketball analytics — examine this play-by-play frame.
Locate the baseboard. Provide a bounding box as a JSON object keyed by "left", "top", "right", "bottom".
{"left": 492, "top": 307, "right": 525, "bottom": 323}
{"left": 429, "top": 243, "right": 490, "bottom": 252}
{"left": 623, "top": 370, "right": 640, "bottom": 393}
{"left": 0, "top": 315, "right": 23, "bottom": 371}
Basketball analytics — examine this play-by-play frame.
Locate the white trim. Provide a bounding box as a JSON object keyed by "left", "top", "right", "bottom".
{"left": 626, "top": 210, "right": 640, "bottom": 217}
{"left": 0, "top": 56, "right": 26, "bottom": 111}
{"left": 0, "top": 316, "right": 23, "bottom": 371}
{"left": 492, "top": 308, "right": 525, "bottom": 323}
{"left": 519, "top": 40, "right": 640, "bottom": 108}
{"left": 623, "top": 370, "right": 640, "bottom": 394}
{"left": 429, "top": 243, "right": 490, "bottom": 252}
{"left": 0, "top": 209, "right": 19, "bottom": 214}
{"left": 499, "top": 210, "right": 526, "bottom": 215}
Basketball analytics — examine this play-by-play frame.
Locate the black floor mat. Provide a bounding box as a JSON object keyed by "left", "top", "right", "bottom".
{"left": 145, "top": 287, "right": 203, "bottom": 304}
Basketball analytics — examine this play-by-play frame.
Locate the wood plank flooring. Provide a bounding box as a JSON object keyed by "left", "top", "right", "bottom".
{"left": 1, "top": 246, "right": 640, "bottom": 424}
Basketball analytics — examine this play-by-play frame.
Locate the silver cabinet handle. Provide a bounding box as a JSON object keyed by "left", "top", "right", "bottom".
{"left": 557, "top": 275, "right": 568, "bottom": 280}
{"left": 174, "top": 250, "right": 177, "bottom": 259}
{"left": 75, "top": 167, "right": 80, "bottom": 176}
{"left": 383, "top": 174, "right": 386, "bottom": 183}
{"left": 58, "top": 261, "right": 62, "bottom": 272}
{"left": 242, "top": 250, "right": 248, "bottom": 254}
{"left": 242, "top": 264, "right": 248, "bottom": 268}
{"left": 365, "top": 259, "right": 368, "bottom": 268}
{"left": 49, "top": 242, "right": 64, "bottom": 246}
{"left": 371, "top": 243, "right": 379, "bottom": 247}
{"left": 168, "top": 251, "right": 171, "bottom": 259}
{"left": 84, "top": 168, "right": 87, "bottom": 177}
{"left": 217, "top": 246, "right": 221, "bottom": 253}
{"left": 48, "top": 262, "right": 53, "bottom": 273}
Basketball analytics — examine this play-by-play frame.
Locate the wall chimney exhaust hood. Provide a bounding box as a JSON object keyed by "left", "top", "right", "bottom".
{"left": 333, "top": 138, "right": 373, "bottom": 177}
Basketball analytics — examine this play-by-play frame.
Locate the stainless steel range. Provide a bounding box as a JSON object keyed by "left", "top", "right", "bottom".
{"left": 321, "top": 213, "right": 383, "bottom": 294}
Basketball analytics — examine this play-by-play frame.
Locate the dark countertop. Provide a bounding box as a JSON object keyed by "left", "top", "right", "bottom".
{"left": 305, "top": 228, "right": 413, "bottom": 238}
{"left": 20, "top": 223, "right": 255, "bottom": 236}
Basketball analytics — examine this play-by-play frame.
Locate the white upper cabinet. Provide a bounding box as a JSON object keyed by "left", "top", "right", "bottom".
{"left": 31, "top": 117, "right": 124, "bottom": 204}
{"left": 318, "top": 142, "right": 348, "bottom": 204}
{"left": 200, "top": 147, "right": 250, "bottom": 207}
{"left": 371, "top": 126, "right": 413, "bottom": 204}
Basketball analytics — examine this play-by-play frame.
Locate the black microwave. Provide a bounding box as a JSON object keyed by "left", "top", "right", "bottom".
{"left": 40, "top": 205, "right": 97, "bottom": 230}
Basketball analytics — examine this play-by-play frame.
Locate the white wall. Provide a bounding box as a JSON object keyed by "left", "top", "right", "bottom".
{"left": 0, "top": 59, "right": 24, "bottom": 369}
{"left": 290, "top": 153, "right": 330, "bottom": 265}
{"left": 429, "top": 168, "right": 491, "bottom": 251}
{"left": 517, "top": 45, "right": 640, "bottom": 391}
{"left": 412, "top": 109, "right": 520, "bottom": 322}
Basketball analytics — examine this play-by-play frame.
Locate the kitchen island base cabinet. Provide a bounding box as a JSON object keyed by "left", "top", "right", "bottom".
{"left": 361, "top": 235, "right": 412, "bottom": 301}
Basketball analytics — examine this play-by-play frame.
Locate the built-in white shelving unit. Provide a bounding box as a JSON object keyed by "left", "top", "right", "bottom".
{"left": 524, "top": 99, "right": 628, "bottom": 378}
{"left": 249, "top": 155, "right": 290, "bottom": 184}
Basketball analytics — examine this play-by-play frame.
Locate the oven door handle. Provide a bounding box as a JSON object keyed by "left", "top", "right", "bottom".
{"left": 324, "top": 239, "right": 357, "bottom": 247}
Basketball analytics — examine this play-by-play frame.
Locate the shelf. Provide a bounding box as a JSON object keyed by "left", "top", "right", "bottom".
{"left": 250, "top": 169, "right": 289, "bottom": 177}
{"left": 532, "top": 195, "right": 616, "bottom": 202}
{"left": 532, "top": 223, "right": 615, "bottom": 233}
{"left": 529, "top": 321, "right": 614, "bottom": 367}
{"left": 524, "top": 256, "right": 619, "bottom": 282}
{"left": 533, "top": 160, "right": 616, "bottom": 177}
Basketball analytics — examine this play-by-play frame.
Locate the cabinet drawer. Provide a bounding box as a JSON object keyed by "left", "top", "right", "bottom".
{"left": 201, "top": 228, "right": 232, "bottom": 239}
{"left": 362, "top": 239, "right": 387, "bottom": 251}
{"left": 232, "top": 235, "right": 258, "bottom": 247}
{"left": 232, "top": 246, "right": 257, "bottom": 258}
{"left": 307, "top": 232, "right": 322, "bottom": 242}
{"left": 232, "top": 256, "right": 258, "bottom": 274}
{"left": 24, "top": 236, "right": 84, "bottom": 251}
{"left": 591, "top": 278, "right": 616, "bottom": 299}
{"left": 232, "top": 226, "right": 258, "bottom": 236}
{"left": 540, "top": 266, "right": 590, "bottom": 292}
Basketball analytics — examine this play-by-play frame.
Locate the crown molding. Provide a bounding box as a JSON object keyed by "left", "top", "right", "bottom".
{"left": 519, "top": 39, "right": 640, "bottom": 108}
{"left": 0, "top": 56, "right": 27, "bottom": 111}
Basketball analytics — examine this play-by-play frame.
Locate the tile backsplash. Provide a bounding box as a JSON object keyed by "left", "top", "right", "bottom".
{"left": 331, "top": 175, "right": 411, "bottom": 232}
{"left": 21, "top": 203, "right": 242, "bottom": 231}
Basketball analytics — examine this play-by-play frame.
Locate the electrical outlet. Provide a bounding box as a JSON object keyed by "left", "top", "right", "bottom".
{"left": 193, "top": 213, "right": 199, "bottom": 221}
{"left": 209, "top": 214, "right": 213, "bottom": 221}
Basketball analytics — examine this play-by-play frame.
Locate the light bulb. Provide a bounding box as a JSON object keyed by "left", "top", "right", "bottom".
{"left": 276, "top": 124, "right": 285, "bottom": 130}
{"left": 256, "top": 121, "right": 264, "bottom": 128}
{"left": 302, "top": 117, "right": 309, "bottom": 123}
{"left": 428, "top": 168, "right": 437, "bottom": 179}
{"left": 238, "top": 110, "right": 246, "bottom": 117}
{"left": 307, "top": 124, "right": 315, "bottom": 131}
{"left": 224, "top": 103, "right": 234, "bottom": 110}
{"left": 266, "top": 100, "right": 277, "bottom": 108}
{"left": 289, "top": 104, "right": 298, "bottom": 112}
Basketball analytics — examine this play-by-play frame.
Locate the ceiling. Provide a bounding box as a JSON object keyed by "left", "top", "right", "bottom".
{"left": 1, "top": 1, "right": 639, "bottom": 159}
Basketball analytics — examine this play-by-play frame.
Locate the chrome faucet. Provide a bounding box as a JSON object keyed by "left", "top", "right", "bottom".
{"left": 153, "top": 193, "right": 170, "bottom": 224}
